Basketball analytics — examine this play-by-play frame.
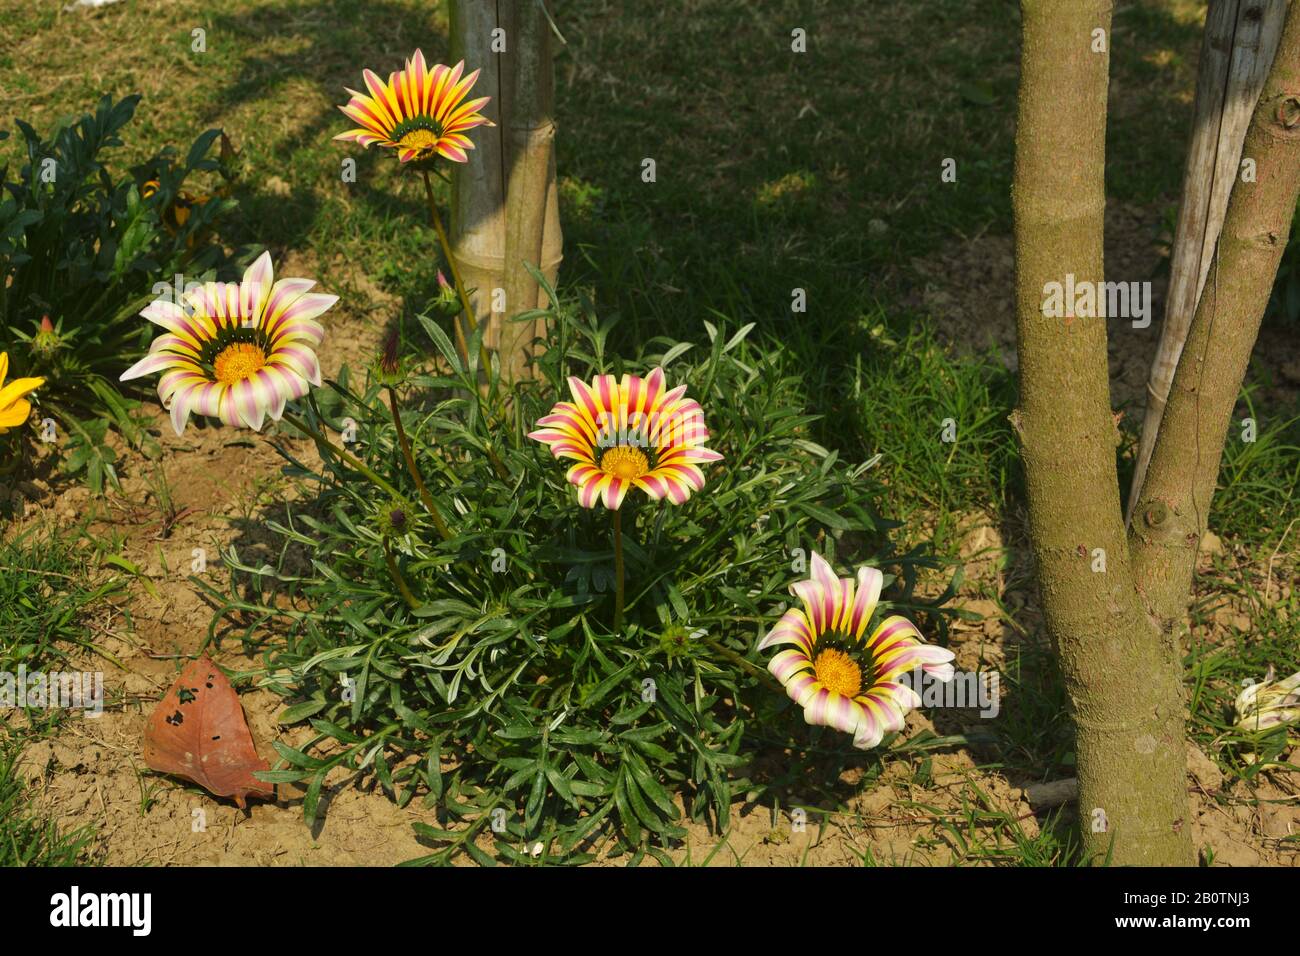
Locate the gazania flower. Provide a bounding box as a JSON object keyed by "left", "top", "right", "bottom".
{"left": 334, "top": 50, "right": 493, "bottom": 164}
{"left": 1234, "top": 666, "right": 1300, "bottom": 733}
{"left": 758, "top": 553, "right": 955, "bottom": 750}
{"left": 120, "top": 251, "right": 336, "bottom": 435}
{"left": 0, "top": 352, "right": 45, "bottom": 435}
{"left": 528, "top": 367, "right": 722, "bottom": 510}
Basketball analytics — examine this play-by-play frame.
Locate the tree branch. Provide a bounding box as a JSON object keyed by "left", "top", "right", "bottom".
{"left": 1130, "top": 3, "right": 1300, "bottom": 626}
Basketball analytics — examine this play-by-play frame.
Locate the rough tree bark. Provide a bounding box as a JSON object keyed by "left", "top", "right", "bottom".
{"left": 1013, "top": 0, "right": 1192, "bottom": 866}
{"left": 1013, "top": 0, "right": 1300, "bottom": 865}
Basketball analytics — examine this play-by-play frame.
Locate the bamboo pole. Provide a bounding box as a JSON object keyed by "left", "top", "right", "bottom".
{"left": 501, "top": 0, "right": 561, "bottom": 381}
{"left": 1126, "top": 0, "right": 1286, "bottom": 521}
{"left": 450, "top": 0, "right": 509, "bottom": 353}
{"left": 450, "top": 0, "right": 562, "bottom": 383}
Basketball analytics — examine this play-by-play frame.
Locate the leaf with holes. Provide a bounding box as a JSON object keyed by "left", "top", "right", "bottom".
{"left": 143, "top": 655, "right": 274, "bottom": 809}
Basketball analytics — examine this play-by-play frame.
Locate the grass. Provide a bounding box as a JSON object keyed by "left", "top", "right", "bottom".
{"left": 0, "top": 743, "right": 95, "bottom": 866}
{"left": 1213, "top": 386, "right": 1300, "bottom": 552}
{"left": 0, "top": 525, "right": 123, "bottom": 675}
{"left": 0, "top": 525, "right": 121, "bottom": 866}
{"left": 1, "top": 0, "right": 1295, "bottom": 864}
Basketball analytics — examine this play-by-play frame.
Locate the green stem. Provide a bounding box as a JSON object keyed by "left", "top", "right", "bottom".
{"left": 612, "top": 508, "right": 625, "bottom": 632}
{"left": 387, "top": 385, "right": 452, "bottom": 541}
{"left": 280, "top": 411, "right": 404, "bottom": 501}
{"left": 485, "top": 442, "right": 510, "bottom": 482}
{"left": 421, "top": 168, "right": 493, "bottom": 377}
{"left": 383, "top": 538, "right": 420, "bottom": 610}
{"left": 699, "top": 635, "right": 777, "bottom": 686}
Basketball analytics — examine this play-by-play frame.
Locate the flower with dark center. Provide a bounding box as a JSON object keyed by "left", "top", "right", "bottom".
{"left": 528, "top": 367, "right": 722, "bottom": 510}
{"left": 120, "top": 251, "right": 336, "bottom": 434}
{"left": 758, "top": 553, "right": 956, "bottom": 750}
{"left": 334, "top": 51, "right": 494, "bottom": 165}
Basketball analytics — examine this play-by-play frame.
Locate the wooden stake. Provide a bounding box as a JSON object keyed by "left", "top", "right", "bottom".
{"left": 1127, "top": 0, "right": 1285, "bottom": 522}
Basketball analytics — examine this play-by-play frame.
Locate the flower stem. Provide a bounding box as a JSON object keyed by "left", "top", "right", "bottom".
{"left": 421, "top": 168, "right": 492, "bottom": 377}
{"left": 612, "top": 508, "right": 625, "bottom": 632}
{"left": 699, "top": 635, "right": 778, "bottom": 686}
{"left": 383, "top": 538, "right": 420, "bottom": 610}
{"left": 386, "top": 385, "right": 452, "bottom": 541}
{"left": 280, "top": 411, "right": 404, "bottom": 501}
{"left": 485, "top": 443, "right": 511, "bottom": 482}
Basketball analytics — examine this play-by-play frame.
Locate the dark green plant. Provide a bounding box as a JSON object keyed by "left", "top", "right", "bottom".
{"left": 200, "top": 284, "right": 958, "bottom": 865}
{"left": 1265, "top": 196, "right": 1300, "bottom": 325}
{"left": 0, "top": 94, "right": 245, "bottom": 491}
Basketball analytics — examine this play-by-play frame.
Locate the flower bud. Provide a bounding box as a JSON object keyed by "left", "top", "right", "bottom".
{"left": 31, "top": 316, "right": 63, "bottom": 358}
{"left": 436, "top": 270, "right": 459, "bottom": 311}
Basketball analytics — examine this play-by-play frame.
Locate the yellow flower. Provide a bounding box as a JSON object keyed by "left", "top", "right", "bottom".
{"left": 0, "top": 352, "right": 45, "bottom": 435}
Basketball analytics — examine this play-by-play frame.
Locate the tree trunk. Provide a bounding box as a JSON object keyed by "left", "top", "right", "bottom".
{"left": 1012, "top": 0, "right": 1193, "bottom": 865}
{"left": 1127, "top": 0, "right": 1286, "bottom": 522}
{"left": 1130, "top": 3, "right": 1300, "bottom": 627}
{"left": 501, "top": 0, "right": 561, "bottom": 381}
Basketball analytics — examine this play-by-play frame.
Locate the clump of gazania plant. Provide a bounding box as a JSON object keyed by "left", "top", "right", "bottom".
{"left": 335, "top": 50, "right": 493, "bottom": 371}
{"left": 210, "top": 301, "right": 955, "bottom": 864}
{"left": 528, "top": 367, "right": 722, "bottom": 628}
{"left": 759, "top": 552, "right": 955, "bottom": 749}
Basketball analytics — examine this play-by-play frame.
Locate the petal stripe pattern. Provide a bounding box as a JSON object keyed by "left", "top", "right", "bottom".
{"left": 758, "top": 552, "right": 956, "bottom": 750}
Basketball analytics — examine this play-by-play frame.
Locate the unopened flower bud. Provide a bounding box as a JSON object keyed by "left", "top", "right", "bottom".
{"left": 436, "top": 270, "right": 459, "bottom": 310}
{"left": 31, "top": 316, "right": 63, "bottom": 358}
{"left": 375, "top": 327, "right": 404, "bottom": 385}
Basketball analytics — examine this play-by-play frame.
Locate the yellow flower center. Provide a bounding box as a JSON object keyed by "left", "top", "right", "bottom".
{"left": 813, "top": 648, "right": 862, "bottom": 698}
{"left": 397, "top": 128, "right": 441, "bottom": 151}
{"left": 600, "top": 445, "right": 650, "bottom": 481}
{"left": 213, "top": 342, "right": 267, "bottom": 385}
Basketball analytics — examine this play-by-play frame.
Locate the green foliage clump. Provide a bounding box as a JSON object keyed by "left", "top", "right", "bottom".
{"left": 204, "top": 294, "right": 956, "bottom": 865}
{"left": 0, "top": 94, "right": 246, "bottom": 491}
{"left": 1266, "top": 198, "right": 1300, "bottom": 326}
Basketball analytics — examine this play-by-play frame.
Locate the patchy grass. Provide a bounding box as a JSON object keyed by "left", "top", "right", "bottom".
{"left": 0, "top": 525, "right": 123, "bottom": 676}
{"left": 0, "top": 742, "right": 95, "bottom": 866}
{"left": 0, "top": 524, "right": 120, "bottom": 866}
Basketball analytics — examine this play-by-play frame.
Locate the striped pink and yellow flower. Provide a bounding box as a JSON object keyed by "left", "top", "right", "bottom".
{"left": 528, "top": 367, "right": 722, "bottom": 511}
{"left": 120, "top": 252, "right": 336, "bottom": 435}
{"left": 759, "top": 552, "right": 955, "bottom": 750}
{"left": 334, "top": 50, "right": 493, "bottom": 164}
